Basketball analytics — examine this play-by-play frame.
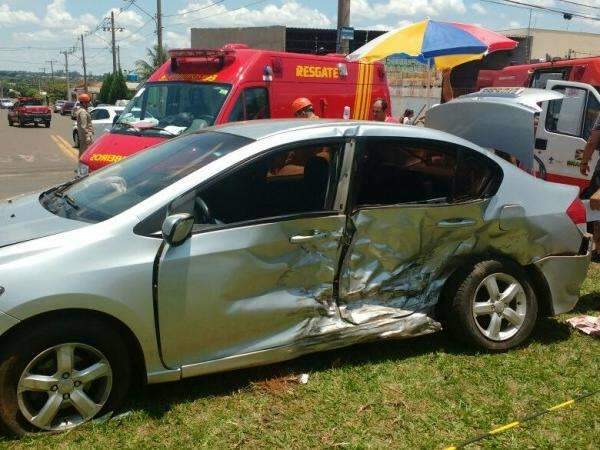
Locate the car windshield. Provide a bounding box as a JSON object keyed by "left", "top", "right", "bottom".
{"left": 113, "top": 82, "right": 231, "bottom": 137}
{"left": 21, "top": 99, "right": 42, "bottom": 106}
{"left": 40, "top": 131, "right": 252, "bottom": 223}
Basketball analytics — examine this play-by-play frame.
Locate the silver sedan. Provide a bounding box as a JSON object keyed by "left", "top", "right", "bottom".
{"left": 0, "top": 119, "right": 590, "bottom": 434}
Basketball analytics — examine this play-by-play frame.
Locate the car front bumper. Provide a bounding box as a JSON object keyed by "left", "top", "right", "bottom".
{"left": 534, "top": 243, "right": 591, "bottom": 315}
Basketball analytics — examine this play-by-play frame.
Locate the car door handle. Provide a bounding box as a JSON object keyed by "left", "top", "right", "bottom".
{"left": 437, "top": 218, "right": 476, "bottom": 228}
{"left": 289, "top": 231, "right": 328, "bottom": 244}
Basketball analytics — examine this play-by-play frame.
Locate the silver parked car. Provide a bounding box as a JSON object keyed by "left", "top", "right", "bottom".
{"left": 0, "top": 120, "right": 590, "bottom": 435}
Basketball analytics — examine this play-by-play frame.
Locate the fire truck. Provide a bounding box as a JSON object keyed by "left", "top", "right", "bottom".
{"left": 80, "top": 44, "right": 390, "bottom": 173}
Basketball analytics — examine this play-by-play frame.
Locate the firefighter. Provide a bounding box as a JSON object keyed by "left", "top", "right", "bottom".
{"left": 75, "top": 93, "right": 94, "bottom": 156}
{"left": 292, "top": 97, "right": 319, "bottom": 119}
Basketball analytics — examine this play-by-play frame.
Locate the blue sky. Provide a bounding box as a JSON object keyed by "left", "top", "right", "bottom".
{"left": 0, "top": 0, "right": 599, "bottom": 74}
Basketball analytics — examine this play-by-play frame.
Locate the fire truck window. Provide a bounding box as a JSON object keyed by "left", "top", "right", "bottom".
{"left": 196, "top": 143, "right": 342, "bottom": 225}
{"left": 531, "top": 70, "right": 567, "bottom": 88}
{"left": 356, "top": 139, "right": 457, "bottom": 206}
{"left": 583, "top": 94, "right": 600, "bottom": 140}
{"left": 229, "top": 87, "right": 270, "bottom": 122}
{"left": 545, "top": 87, "right": 586, "bottom": 136}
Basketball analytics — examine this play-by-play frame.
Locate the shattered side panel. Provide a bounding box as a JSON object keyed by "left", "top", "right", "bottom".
{"left": 338, "top": 199, "right": 558, "bottom": 321}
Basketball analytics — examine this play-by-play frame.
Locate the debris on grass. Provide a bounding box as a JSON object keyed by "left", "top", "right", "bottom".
{"left": 566, "top": 315, "right": 600, "bottom": 337}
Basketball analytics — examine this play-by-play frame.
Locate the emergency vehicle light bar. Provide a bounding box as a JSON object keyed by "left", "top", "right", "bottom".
{"left": 168, "top": 48, "right": 235, "bottom": 71}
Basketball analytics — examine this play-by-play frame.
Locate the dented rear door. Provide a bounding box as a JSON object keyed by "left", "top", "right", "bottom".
{"left": 337, "top": 137, "right": 497, "bottom": 322}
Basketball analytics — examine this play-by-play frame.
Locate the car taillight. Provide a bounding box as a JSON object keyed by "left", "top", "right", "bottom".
{"left": 566, "top": 197, "right": 586, "bottom": 225}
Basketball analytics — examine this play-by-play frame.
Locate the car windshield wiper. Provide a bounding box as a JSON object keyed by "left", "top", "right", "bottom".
{"left": 54, "top": 191, "right": 80, "bottom": 210}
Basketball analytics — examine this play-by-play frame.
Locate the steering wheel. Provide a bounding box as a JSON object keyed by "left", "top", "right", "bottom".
{"left": 194, "top": 197, "right": 222, "bottom": 225}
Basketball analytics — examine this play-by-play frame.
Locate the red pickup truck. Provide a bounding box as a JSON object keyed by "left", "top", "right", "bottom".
{"left": 7, "top": 97, "right": 51, "bottom": 128}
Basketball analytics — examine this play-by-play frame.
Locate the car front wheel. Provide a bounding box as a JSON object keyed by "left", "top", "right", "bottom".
{"left": 0, "top": 317, "right": 131, "bottom": 435}
{"left": 443, "top": 260, "right": 538, "bottom": 351}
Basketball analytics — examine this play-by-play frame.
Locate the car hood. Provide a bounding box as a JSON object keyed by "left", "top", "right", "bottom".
{"left": 426, "top": 88, "right": 563, "bottom": 170}
{"left": 0, "top": 193, "right": 88, "bottom": 247}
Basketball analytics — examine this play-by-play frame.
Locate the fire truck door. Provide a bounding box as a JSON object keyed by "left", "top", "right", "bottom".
{"left": 536, "top": 80, "right": 600, "bottom": 187}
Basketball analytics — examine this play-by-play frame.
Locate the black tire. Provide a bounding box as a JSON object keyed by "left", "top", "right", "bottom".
{"left": 0, "top": 316, "right": 131, "bottom": 436}
{"left": 7, "top": 119, "right": 12, "bottom": 127}
{"left": 44, "top": 121, "right": 51, "bottom": 128}
{"left": 441, "top": 259, "right": 538, "bottom": 351}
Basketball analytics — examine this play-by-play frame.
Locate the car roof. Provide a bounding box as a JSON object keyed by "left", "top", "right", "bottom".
{"left": 212, "top": 118, "right": 480, "bottom": 148}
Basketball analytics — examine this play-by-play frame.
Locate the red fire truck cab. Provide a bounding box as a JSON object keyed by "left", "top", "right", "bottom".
{"left": 80, "top": 45, "right": 390, "bottom": 173}
{"left": 477, "top": 56, "right": 600, "bottom": 92}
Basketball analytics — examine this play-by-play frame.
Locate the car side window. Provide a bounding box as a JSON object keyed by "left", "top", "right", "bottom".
{"left": 545, "top": 86, "right": 587, "bottom": 137}
{"left": 229, "top": 87, "right": 270, "bottom": 122}
{"left": 93, "top": 109, "right": 110, "bottom": 120}
{"left": 193, "top": 142, "right": 342, "bottom": 226}
{"left": 355, "top": 139, "right": 500, "bottom": 207}
{"left": 583, "top": 94, "right": 600, "bottom": 140}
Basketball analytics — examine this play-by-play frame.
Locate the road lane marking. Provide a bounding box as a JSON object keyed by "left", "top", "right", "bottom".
{"left": 18, "top": 154, "right": 34, "bottom": 162}
{"left": 51, "top": 134, "right": 77, "bottom": 161}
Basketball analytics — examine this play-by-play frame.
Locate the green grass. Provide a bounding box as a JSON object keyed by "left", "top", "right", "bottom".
{"left": 3, "top": 267, "right": 600, "bottom": 449}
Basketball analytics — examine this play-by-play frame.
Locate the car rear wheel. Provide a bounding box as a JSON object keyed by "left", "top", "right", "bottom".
{"left": 0, "top": 317, "right": 131, "bottom": 436}
{"left": 442, "top": 260, "right": 538, "bottom": 351}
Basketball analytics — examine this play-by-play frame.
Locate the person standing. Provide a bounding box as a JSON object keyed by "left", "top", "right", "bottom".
{"left": 292, "top": 97, "right": 320, "bottom": 119}
{"left": 75, "top": 93, "right": 94, "bottom": 156}
{"left": 371, "top": 98, "right": 397, "bottom": 123}
{"left": 401, "top": 108, "right": 415, "bottom": 124}
{"left": 579, "top": 113, "right": 600, "bottom": 257}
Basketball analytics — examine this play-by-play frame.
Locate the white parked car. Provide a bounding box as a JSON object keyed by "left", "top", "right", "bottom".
{"left": 72, "top": 106, "right": 125, "bottom": 147}
{"left": 1, "top": 98, "right": 15, "bottom": 109}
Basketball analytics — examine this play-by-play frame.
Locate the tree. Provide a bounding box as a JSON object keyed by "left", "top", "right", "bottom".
{"left": 135, "top": 44, "right": 168, "bottom": 80}
{"left": 98, "top": 73, "right": 113, "bottom": 104}
{"left": 108, "top": 71, "right": 129, "bottom": 104}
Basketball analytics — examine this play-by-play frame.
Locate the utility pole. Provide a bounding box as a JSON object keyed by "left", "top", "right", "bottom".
{"left": 81, "top": 34, "right": 88, "bottom": 93}
{"left": 156, "top": 0, "right": 163, "bottom": 64}
{"left": 337, "top": 0, "right": 351, "bottom": 54}
{"left": 117, "top": 45, "right": 121, "bottom": 73}
{"left": 38, "top": 68, "right": 45, "bottom": 95}
{"left": 103, "top": 11, "right": 125, "bottom": 74}
{"left": 45, "top": 59, "right": 57, "bottom": 89}
{"left": 61, "top": 49, "right": 74, "bottom": 100}
{"left": 111, "top": 11, "right": 117, "bottom": 74}
{"left": 526, "top": 8, "right": 533, "bottom": 63}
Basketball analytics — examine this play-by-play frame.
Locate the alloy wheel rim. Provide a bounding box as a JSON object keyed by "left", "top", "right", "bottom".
{"left": 17, "top": 343, "right": 113, "bottom": 431}
{"left": 472, "top": 273, "right": 527, "bottom": 342}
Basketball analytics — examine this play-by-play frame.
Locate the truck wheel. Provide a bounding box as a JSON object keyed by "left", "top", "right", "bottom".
{"left": 0, "top": 317, "right": 131, "bottom": 436}
{"left": 441, "top": 259, "right": 538, "bottom": 351}
{"left": 7, "top": 119, "right": 12, "bottom": 127}
{"left": 45, "top": 121, "right": 51, "bottom": 128}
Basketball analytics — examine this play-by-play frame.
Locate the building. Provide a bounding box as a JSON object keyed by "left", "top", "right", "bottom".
{"left": 500, "top": 28, "right": 600, "bottom": 64}
{"left": 190, "top": 26, "right": 386, "bottom": 54}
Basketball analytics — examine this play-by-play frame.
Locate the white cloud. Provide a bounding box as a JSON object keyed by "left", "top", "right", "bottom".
{"left": 471, "top": 3, "right": 486, "bottom": 14}
{"left": 42, "top": 0, "right": 97, "bottom": 30}
{"left": 170, "top": 1, "right": 332, "bottom": 28}
{"left": 0, "top": 4, "right": 40, "bottom": 25}
{"left": 509, "top": 20, "right": 521, "bottom": 28}
{"left": 164, "top": 31, "right": 188, "bottom": 49}
{"left": 354, "top": 0, "right": 467, "bottom": 21}
{"left": 11, "top": 29, "right": 57, "bottom": 41}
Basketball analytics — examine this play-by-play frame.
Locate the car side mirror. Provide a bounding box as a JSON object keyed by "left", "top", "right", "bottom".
{"left": 113, "top": 114, "right": 120, "bottom": 124}
{"left": 162, "top": 213, "right": 194, "bottom": 246}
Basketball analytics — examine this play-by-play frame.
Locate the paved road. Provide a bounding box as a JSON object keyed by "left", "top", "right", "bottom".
{"left": 0, "top": 110, "right": 78, "bottom": 200}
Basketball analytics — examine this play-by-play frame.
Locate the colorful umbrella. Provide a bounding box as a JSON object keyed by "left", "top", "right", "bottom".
{"left": 347, "top": 20, "right": 517, "bottom": 69}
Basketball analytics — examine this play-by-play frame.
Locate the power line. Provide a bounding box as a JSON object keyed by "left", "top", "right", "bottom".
{"left": 479, "top": 0, "right": 600, "bottom": 20}
{"left": 164, "top": 0, "right": 226, "bottom": 18}
{"left": 164, "top": 0, "right": 268, "bottom": 28}
{"left": 554, "top": 0, "right": 600, "bottom": 10}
